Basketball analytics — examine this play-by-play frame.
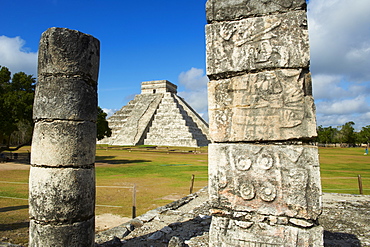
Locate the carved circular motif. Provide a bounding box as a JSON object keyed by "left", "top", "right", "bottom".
{"left": 236, "top": 157, "right": 252, "bottom": 171}
{"left": 240, "top": 182, "right": 255, "bottom": 200}
{"left": 260, "top": 183, "right": 277, "bottom": 202}
{"left": 257, "top": 153, "right": 274, "bottom": 170}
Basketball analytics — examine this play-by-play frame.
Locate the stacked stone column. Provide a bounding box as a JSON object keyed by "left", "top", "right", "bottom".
{"left": 29, "top": 28, "right": 100, "bottom": 246}
{"left": 206, "top": 0, "right": 323, "bottom": 246}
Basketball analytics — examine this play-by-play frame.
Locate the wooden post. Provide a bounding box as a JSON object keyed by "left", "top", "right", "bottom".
{"left": 132, "top": 184, "right": 136, "bottom": 218}
{"left": 190, "top": 174, "right": 195, "bottom": 194}
{"left": 358, "top": 175, "right": 363, "bottom": 195}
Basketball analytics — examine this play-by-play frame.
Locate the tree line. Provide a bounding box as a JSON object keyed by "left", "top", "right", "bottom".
{"left": 0, "top": 66, "right": 111, "bottom": 153}
{"left": 316, "top": 122, "right": 370, "bottom": 147}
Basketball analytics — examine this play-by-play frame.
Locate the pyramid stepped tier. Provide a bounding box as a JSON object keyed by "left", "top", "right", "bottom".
{"left": 99, "top": 93, "right": 163, "bottom": 145}
{"left": 144, "top": 93, "right": 210, "bottom": 147}
{"left": 98, "top": 80, "right": 210, "bottom": 147}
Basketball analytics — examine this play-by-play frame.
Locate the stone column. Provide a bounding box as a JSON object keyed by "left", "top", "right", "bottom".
{"left": 206, "top": 1, "right": 324, "bottom": 246}
{"left": 29, "top": 27, "right": 100, "bottom": 247}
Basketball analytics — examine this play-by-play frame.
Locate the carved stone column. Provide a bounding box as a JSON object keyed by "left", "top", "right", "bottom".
{"left": 206, "top": 0, "right": 324, "bottom": 245}
{"left": 29, "top": 27, "right": 100, "bottom": 246}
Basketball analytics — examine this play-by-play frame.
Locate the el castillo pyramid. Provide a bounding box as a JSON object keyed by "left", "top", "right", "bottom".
{"left": 99, "top": 80, "right": 210, "bottom": 147}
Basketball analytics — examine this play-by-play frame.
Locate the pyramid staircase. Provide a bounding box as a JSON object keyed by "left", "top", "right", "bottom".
{"left": 99, "top": 80, "right": 210, "bottom": 147}
{"left": 144, "top": 93, "right": 209, "bottom": 147}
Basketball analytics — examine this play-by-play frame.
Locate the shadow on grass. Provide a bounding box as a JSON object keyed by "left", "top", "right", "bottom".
{"left": 0, "top": 221, "right": 29, "bottom": 232}
{"left": 0, "top": 205, "right": 28, "bottom": 213}
{"left": 95, "top": 157, "right": 151, "bottom": 165}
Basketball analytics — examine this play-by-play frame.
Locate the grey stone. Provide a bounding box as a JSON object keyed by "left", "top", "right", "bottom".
{"left": 31, "top": 120, "right": 96, "bottom": 167}
{"left": 160, "top": 226, "right": 173, "bottom": 234}
{"left": 29, "top": 27, "right": 99, "bottom": 247}
{"left": 206, "top": 0, "right": 306, "bottom": 22}
{"left": 29, "top": 218, "right": 95, "bottom": 247}
{"left": 29, "top": 166, "right": 95, "bottom": 222}
{"left": 209, "top": 216, "right": 324, "bottom": 247}
{"left": 168, "top": 236, "right": 184, "bottom": 247}
{"left": 38, "top": 27, "right": 100, "bottom": 82}
{"left": 206, "top": 10, "right": 309, "bottom": 76}
{"left": 289, "top": 218, "right": 314, "bottom": 228}
{"left": 208, "top": 143, "right": 322, "bottom": 220}
{"left": 147, "top": 231, "right": 163, "bottom": 240}
{"left": 208, "top": 69, "right": 317, "bottom": 142}
{"left": 141, "top": 80, "right": 177, "bottom": 94}
{"left": 206, "top": 0, "right": 322, "bottom": 244}
{"left": 33, "top": 76, "right": 97, "bottom": 121}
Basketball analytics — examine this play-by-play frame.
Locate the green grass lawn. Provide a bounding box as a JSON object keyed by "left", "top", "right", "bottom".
{"left": 94, "top": 145, "right": 208, "bottom": 216}
{"left": 0, "top": 145, "right": 369, "bottom": 245}
{"left": 319, "top": 147, "right": 370, "bottom": 195}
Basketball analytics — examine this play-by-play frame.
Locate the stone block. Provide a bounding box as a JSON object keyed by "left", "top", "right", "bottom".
{"left": 31, "top": 120, "right": 96, "bottom": 167}
{"left": 206, "top": 0, "right": 306, "bottom": 22}
{"left": 208, "top": 143, "right": 322, "bottom": 220}
{"left": 206, "top": 11, "right": 309, "bottom": 75}
{"left": 29, "top": 166, "right": 95, "bottom": 222}
{"left": 208, "top": 69, "right": 317, "bottom": 142}
{"left": 29, "top": 218, "right": 95, "bottom": 247}
{"left": 209, "top": 216, "right": 323, "bottom": 247}
{"left": 34, "top": 76, "right": 97, "bottom": 121}
{"left": 38, "top": 27, "right": 100, "bottom": 82}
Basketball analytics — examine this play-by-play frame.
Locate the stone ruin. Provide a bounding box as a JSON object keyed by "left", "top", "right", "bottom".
{"left": 29, "top": 27, "right": 99, "bottom": 246}
{"left": 206, "top": 0, "right": 323, "bottom": 246}
{"left": 28, "top": 0, "right": 325, "bottom": 246}
{"left": 99, "top": 80, "right": 210, "bottom": 147}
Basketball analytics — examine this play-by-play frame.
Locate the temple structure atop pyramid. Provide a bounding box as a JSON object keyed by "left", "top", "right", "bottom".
{"left": 99, "top": 80, "right": 210, "bottom": 147}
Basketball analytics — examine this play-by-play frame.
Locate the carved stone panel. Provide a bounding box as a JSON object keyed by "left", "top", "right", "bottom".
{"left": 208, "top": 69, "right": 317, "bottom": 142}
{"left": 206, "top": 0, "right": 306, "bottom": 23}
{"left": 206, "top": 11, "right": 309, "bottom": 75}
{"left": 209, "top": 216, "right": 324, "bottom": 247}
{"left": 208, "top": 143, "right": 322, "bottom": 220}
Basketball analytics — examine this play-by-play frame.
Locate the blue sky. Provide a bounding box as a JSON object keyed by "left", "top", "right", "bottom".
{"left": 1, "top": 0, "right": 370, "bottom": 130}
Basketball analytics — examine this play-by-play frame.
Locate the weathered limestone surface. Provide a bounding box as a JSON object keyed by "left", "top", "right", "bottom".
{"left": 141, "top": 80, "right": 177, "bottom": 94}
{"left": 38, "top": 27, "right": 100, "bottom": 81}
{"left": 29, "top": 27, "right": 99, "bottom": 247}
{"left": 33, "top": 76, "right": 97, "bottom": 121}
{"left": 31, "top": 121, "right": 96, "bottom": 166}
{"left": 29, "top": 218, "right": 95, "bottom": 247}
{"left": 99, "top": 80, "right": 210, "bottom": 147}
{"left": 144, "top": 93, "right": 209, "bottom": 147}
{"left": 29, "top": 167, "right": 95, "bottom": 222}
{"left": 208, "top": 69, "right": 316, "bottom": 141}
{"left": 206, "top": 10, "right": 309, "bottom": 75}
{"left": 206, "top": 0, "right": 322, "bottom": 245}
{"left": 206, "top": 0, "right": 306, "bottom": 22}
{"left": 209, "top": 216, "right": 323, "bottom": 247}
{"left": 209, "top": 143, "right": 321, "bottom": 220}
{"left": 109, "top": 93, "right": 163, "bottom": 146}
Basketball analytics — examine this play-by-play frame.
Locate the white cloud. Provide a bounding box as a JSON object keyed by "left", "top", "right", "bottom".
{"left": 178, "top": 67, "right": 209, "bottom": 122}
{"left": 308, "top": 0, "right": 370, "bottom": 128}
{"left": 0, "top": 36, "right": 37, "bottom": 76}
{"left": 178, "top": 67, "right": 208, "bottom": 90}
{"left": 312, "top": 74, "right": 345, "bottom": 100}
{"left": 317, "top": 96, "right": 370, "bottom": 115}
{"left": 308, "top": 0, "right": 370, "bottom": 81}
{"left": 102, "top": 108, "right": 118, "bottom": 118}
